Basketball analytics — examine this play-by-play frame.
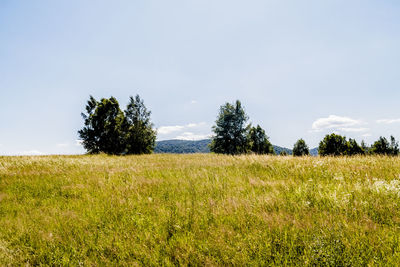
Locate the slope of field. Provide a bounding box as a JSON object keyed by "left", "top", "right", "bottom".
{"left": 1, "top": 155, "right": 400, "bottom": 265}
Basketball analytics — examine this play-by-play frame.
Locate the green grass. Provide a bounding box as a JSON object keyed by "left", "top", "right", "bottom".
{"left": 1, "top": 154, "right": 400, "bottom": 265}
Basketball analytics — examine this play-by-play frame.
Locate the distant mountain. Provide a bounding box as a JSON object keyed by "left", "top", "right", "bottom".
{"left": 310, "top": 147, "right": 319, "bottom": 156}
{"left": 273, "top": 145, "right": 292, "bottom": 155}
{"left": 155, "top": 139, "right": 318, "bottom": 155}
{"left": 155, "top": 139, "right": 211, "bottom": 153}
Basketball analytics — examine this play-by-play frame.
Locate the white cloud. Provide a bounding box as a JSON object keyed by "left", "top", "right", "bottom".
{"left": 157, "top": 122, "right": 207, "bottom": 135}
{"left": 187, "top": 122, "right": 206, "bottom": 128}
{"left": 362, "top": 133, "right": 372, "bottom": 137}
{"left": 312, "top": 115, "right": 367, "bottom": 133}
{"left": 18, "top": 150, "right": 44, "bottom": 156}
{"left": 75, "top": 140, "right": 83, "bottom": 146}
{"left": 157, "top": 122, "right": 210, "bottom": 140}
{"left": 157, "top": 125, "right": 185, "bottom": 135}
{"left": 376, "top": 118, "right": 400, "bottom": 124}
{"left": 175, "top": 132, "right": 211, "bottom": 141}
{"left": 190, "top": 100, "right": 197, "bottom": 104}
{"left": 339, "top": 127, "right": 369, "bottom": 132}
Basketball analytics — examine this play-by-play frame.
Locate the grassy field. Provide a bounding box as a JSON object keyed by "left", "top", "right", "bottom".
{"left": 1, "top": 154, "right": 400, "bottom": 265}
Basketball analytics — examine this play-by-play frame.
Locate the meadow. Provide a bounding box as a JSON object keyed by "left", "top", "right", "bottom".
{"left": 1, "top": 154, "right": 400, "bottom": 266}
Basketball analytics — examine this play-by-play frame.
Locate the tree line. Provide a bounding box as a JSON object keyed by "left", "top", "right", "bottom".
{"left": 318, "top": 133, "right": 399, "bottom": 156}
{"left": 78, "top": 96, "right": 399, "bottom": 156}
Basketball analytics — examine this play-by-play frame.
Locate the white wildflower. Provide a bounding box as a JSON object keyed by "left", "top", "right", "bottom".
{"left": 372, "top": 178, "right": 400, "bottom": 197}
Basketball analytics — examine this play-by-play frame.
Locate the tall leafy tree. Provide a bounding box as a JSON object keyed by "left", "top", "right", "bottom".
{"left": 123, "top": 95, "right": 156, "bottom": 154}
{"left": 78, "top": 96, "right": 99, "bottom": 154}
{"left": 389, "top": 135, "right": 399, "bottom": 156}
{"left": 210, "top": 100, "right": 250, "bottom": 155}
{"left": 345, "top": 138, "right": 365, "bottom": 156}
{"left": 318, "top": 133, "right": 347, "bottom": 156}
{"left": 370, "top": 136, "right": 390, "bottom": 155}
{"left": 361, "top": 140, "right": 369, "bottom": 154}
{"left": 248, "top": 125, "right": 274, "bottom": 154}
{"left": 293, "top": 139, "right": 310, "bottom": 156}
{"left": 78, "top": 95, "right": 156, "bottom": 155}
{"left": 78, "top": 96, "right": 125, "bottom": 154}
{"left": 371, "top": 136, "right": 399, "bottom": 155}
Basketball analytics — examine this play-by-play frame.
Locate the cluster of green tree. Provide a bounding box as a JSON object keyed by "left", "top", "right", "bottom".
{"left": 208, "top": 100, "right": 316, "bottom": 156}
{"left": 209, "top": 100, "right": 400, "bottom": 157}
{"left": 78, "top": 96, "right": 399, "bottom": 157}
{"left": 78, "top": 95, "right": 156, "bottom": 155}
{"left": 209, "top": 100, "right": 316, "bottom": 156}
{"left": 210, "top": 100, "right": 274, "bottom": 155}
{"left": 318, "top": 133, "right": 399, "bottom": 156}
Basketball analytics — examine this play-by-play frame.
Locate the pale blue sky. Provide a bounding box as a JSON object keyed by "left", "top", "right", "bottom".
{"left": 1, "top": 0, "right": 400, "bottom": 155}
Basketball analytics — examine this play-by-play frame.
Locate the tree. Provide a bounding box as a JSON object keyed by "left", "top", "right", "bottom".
{"left": 78, "top": 96, "right": 125, "bottom": 155}
{"left": 370, "top": 136, "right": 390, "bottom": 155}
{"left": 318, "top": 133, "right": 347, "bottom": 156}
{"left": 123, "top": 95, "right": 156, "bottom": 154}
{"left": 371, "top": 136, "right": 399, "bottom": 155}
{"left": 389, "top": 135, "right": 399, "bottom": 156}
{"left": 210, "top": 100, "right": 250, "bottom": 155}
{"left": 78, "top": 96, "right": 99, "bottom": 154}
{"left": 345, "top": 138, "right": 365, "bottom": 156}
{"left": 361, "top": 140, "right": 369, "bottom": 154}
{"left": 78, "top": 95, "right": 156, "bottom": 155}
{"left": 293, "top": 139, "right": 310, "bottom": 156}
{"left": 248, "top": 125, "right": 274, "bottom": 154}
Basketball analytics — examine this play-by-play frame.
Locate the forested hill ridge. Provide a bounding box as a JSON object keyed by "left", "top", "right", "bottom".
{"left": 155, "top": 139, "right": 318, "bottom": 155}
{"left": 154, "top": 139, "right": 211, "bottom": 153}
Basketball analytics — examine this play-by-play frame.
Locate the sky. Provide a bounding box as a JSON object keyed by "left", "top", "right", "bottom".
{"left": 1, "top": 0, "right": 400, "bottom": 155}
